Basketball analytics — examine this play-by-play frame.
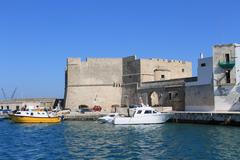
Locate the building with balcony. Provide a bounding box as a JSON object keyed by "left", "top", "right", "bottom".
{"left": 186, "top": 43, "right": 240, "bottom": 111}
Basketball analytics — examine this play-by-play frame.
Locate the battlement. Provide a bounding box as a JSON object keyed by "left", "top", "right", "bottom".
{"left": 67, "top": 58, "right": 81, "bottom": 65}
{"left": 214, "top": 43, "right": 240, "bottom": 48}
{"left": 140, "top": 58, "right": 189, "bottom": 64}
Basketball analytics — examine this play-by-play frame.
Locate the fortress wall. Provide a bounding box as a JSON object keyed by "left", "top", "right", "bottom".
{"left": 65, "top": 56, "right": 193, "bottom": 111}
{"left": 65, "top": 58, "right": 123, "bottom": 110}
{"left": 122, "top": 56, "right": 141, "bottom": 105}
{"left": 65, "top": 86, "right": 122, "bottom": 112}
{"left": 185, "top": 84, "right": 214, "bottom": 111}
{"left": 140, "top": 59, "right": 192, "bottom": 82}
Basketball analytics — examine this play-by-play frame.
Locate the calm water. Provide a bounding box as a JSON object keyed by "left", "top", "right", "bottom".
{"left": 0, "top": 120, "right": 240, "bottom": 160}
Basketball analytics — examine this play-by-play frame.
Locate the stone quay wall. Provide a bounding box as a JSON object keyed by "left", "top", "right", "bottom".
{"left": 171, "top": 112, "right": 240, "bottom": 125}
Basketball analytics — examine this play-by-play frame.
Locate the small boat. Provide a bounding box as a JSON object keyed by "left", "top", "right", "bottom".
{"left": 113, "top": 106, "right": 172, "bottom": 125}
{"left": 98, "top": 113, "right": 119, "bottom": 123}
{"left": 0, "top": 110, "right": 11, "bottom": 120}
{"left": 9, "top": 106, "right": 62, "bottom": 123}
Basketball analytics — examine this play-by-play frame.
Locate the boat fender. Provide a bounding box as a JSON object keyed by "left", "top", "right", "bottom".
{"left": 60, "top": 115, "right": 64, "bottom": 121}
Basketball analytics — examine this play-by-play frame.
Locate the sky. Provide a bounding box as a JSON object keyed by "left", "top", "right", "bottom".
{"left": 0, "top": 0, "right": 240, "bottom": 99}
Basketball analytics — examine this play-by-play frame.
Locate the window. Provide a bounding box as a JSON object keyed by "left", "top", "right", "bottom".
{"left": 137, "top": 110, "right": 142, "bottom": 114}
{"left": 1, "top": 106, "right": 3, "bottom": 110}
{"left": 31, "top": 113, "right": 33, "bottom": 116}
{"left": 182, "top": 69, "right": 185, "bottom": 72}
{"left": 144, "top": 110, "right": 152, "bottom": 114}
{"left": 161, "top": 75, "right": 165, "bottom": 79}
{"left": 226, "top": 70, "right": 231, "bottom": 83}
{"left": 16, "top": 112, "right": 21, "bottom": 114}
{"left": 201, "top": 63, "right": 206, "bottom": 67}
{"left": 153, "top": 111, "right": 157, "bottom": 114}
{"left": 175, "top": 92, "right": 179, "bottom": 98}
{"left": 225, "top": 54, "right": 230, "bottom": 63}
{"left": 168, "top": 93, "right": 172, "bottom": 100}
{"left": 16, "top": 106, "right": 19, "bottom": 110}
{"left": 6, "top": 106, "right": 9, "bottom": 110}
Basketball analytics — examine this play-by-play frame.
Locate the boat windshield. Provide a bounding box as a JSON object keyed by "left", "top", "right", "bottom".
{"left": 144, "top": 110, "right": 152, "bottom": 114}
{"left": 137, "top": 110, "right": 142, "bottom": 114}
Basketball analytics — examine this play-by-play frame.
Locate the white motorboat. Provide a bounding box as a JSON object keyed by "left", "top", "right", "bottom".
{"left": 98, "top": 113, "right": 119, "bottom": 123}
{"left": 113, "top": 106, "right": 171, "bottom": 125}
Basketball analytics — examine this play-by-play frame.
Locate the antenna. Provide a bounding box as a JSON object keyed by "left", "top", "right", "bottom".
{"left": 1, "top": 88, "right": 7, "bottom": 100}
{"left": 11, "top": 88, "right": 17, "bottom": 99}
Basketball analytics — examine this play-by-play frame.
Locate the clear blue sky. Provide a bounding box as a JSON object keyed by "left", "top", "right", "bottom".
{"left": 0, "top": 0, "right": 239, "bottom": 99}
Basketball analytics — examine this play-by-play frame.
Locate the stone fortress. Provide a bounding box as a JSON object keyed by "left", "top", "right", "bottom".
{"left": 64, "top": 43, "right": 240, "bottom": 112}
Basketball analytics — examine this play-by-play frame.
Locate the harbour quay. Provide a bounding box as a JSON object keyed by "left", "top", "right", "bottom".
{"left": 63, "top": 112, "right": 107, "bottom": 121}
{"left": 63, "top": 111, "right": 240, "bottom": 126}
{"left": 170, "top": 111, "right": 240, "bottom": 125}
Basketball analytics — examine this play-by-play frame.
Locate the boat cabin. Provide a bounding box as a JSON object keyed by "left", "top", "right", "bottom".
{"left": 132, "top": 107, "right": 160, "bottom": 117}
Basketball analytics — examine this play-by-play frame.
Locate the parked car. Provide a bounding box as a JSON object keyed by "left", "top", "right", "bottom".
{"left": 79, "top": 108, "right": 92, "bottom": 114}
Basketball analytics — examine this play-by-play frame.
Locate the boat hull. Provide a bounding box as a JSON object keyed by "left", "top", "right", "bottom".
{"left": 114, "top": 114, "right": 171, "bottom": 125}
{"left": 9, "top": 115, "right": 61, "bottom": 123}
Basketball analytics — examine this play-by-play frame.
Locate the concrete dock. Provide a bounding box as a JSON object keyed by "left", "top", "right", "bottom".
{"left": 63, "top": 112, "right": 107, "bottom": 121}
{"left": 170, "top": 111, "right": 240, "bottom": 125}
{"left": 63, "top": 111, "right": 240, "bottom": 126}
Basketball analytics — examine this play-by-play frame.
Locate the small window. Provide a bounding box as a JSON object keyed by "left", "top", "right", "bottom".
{"left": 6, "top": 106, "right": 9, "bottom": 110}
{"left": 31, "top": 113, "right": 33, "bottom": 116}
{"left": 144, "top": 110, "right": 152, "bottom": 114}
{"left": 16, "top": 112, "right": 21, "bottom": 114}
{"left": 201, "top": 63, "right": 206, "bottom": 67}
{"left": 1, "top": 106, "right": 3, "bottom": 110}
{"left": 137, "top": 110, "right": 142, "bottom": 114}
{"left": 27, "top": 112, "right": 29, "bottom": 115}
{"left": 42, "top": 113, "right": 45, "bottom": 115}
{"left": 153, "top": 111, "right": 157, "bottom": 114}
{"left": 161, "top": 75, "right": 165, "bottom": 78}
{"left": 175, "top": 92, "right": 178, "bottom": 98}
{"left": 16, "top": 106, "right": 20, "bottom": 110}
{"left": 38, "top": 112, "right": 40, "bottom": 114}
{"left": 109, "top": 115, "right": 115, "bottom": 117}
{"left": 169, "top": 93, "right": 172, "bottom": 100}
{"left": 225, "top": 54, "right": 230, "bottom": 63}
{"left": 226, "top": 70, "right": 231, "bottom": 83}
{"left": 182, "top": 69, "right": 185, "bottom": 72}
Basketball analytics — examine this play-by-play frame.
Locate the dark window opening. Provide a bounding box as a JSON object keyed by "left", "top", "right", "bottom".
{"left": 201, "top": 63, "right": 206, "bottom": 67}
{"left": 31, "top": 113, "right": 34, "bottom": 116}
{"left": 79, "top": 105, "right": 89, "bottom": 109}
{"left": 226, "top": 70, "right": 231, "bottom": 83}
{"left": 168, "top": 93, "right": 172, "bottom": 100}
{"left": 175, "top": 92, "right": 179, "bottom": 98}
{"left": 182, "top": 69, "right": 185, "bottom": 72}
{"left": 161, "top": 75, "right": 165, "bottom": 79}
{"left": 6, "top": 106, "right": 9, "bottom": 110}
{"left": 225, "top": 54, "right": 230, "bottom": 63}
{"left": 1, "top": 106, "right": 3, "bottom": 110}
{"left": 16, "top": 106, "right": 19, "bottom": 110}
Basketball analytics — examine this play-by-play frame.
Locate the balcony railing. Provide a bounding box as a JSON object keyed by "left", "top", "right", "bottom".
{"left": 218, "top": 60, "right": 235, "bottom": 69}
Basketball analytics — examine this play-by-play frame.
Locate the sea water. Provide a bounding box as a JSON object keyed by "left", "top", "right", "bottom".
{"left": 0, "top": 120, "right": 240, "bottom": 160}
